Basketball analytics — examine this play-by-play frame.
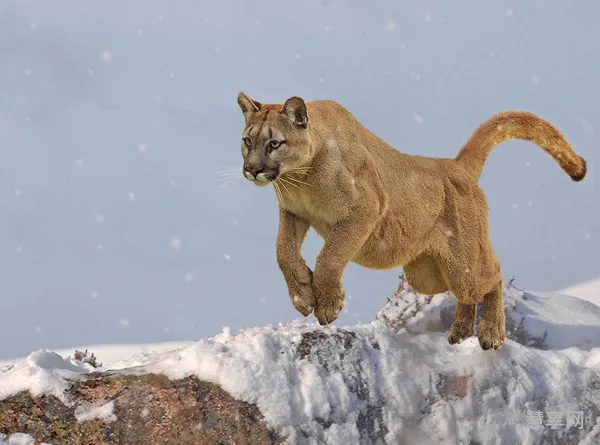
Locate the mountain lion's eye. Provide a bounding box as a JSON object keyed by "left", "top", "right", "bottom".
{"left": 243, "top": 137, "right": 252, "bottom": 147}
{"left": 269, "top": 140, "right": 282, "bottom": 149}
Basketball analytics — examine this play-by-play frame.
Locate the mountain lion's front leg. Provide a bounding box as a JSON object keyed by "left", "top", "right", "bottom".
{"left": 276, "top": 208, "right": 315, "bottom": 316}
{"left": 313, "top": 205, "right": 380, "bottom": 325}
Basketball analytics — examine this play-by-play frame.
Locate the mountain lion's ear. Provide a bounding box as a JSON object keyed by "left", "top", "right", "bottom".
{"left": 237, "top": 92, "right": 262, "bottom": 121}
{"left": 281, "top": 96, "right": 308, "bottom": 128}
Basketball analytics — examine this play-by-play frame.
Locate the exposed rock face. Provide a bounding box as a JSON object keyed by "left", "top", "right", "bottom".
{"left": 0, "top": 374, "right": 282, "bottom": 445}
{"left": 298, "top": 329, "right": 388, "bottom": 443}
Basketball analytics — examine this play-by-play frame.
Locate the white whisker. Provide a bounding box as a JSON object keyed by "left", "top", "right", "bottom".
{"left": 272, "top": 181, "right": 284, "bottom": 203}
{"left": 284, "top": 175, "right": 312, "bottom": 187}
{"left": 218, "top": 176, "right": 243, "bottom": 188}
{"left": 278, "top": 176, "right": 303, "bottom": 191}
{"left": 277, "top": 178, "right": 293, "bottom": 197}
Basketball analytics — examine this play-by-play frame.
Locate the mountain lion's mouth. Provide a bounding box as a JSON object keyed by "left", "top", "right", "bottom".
{"left": 243, "top": 169, "right": 279, "bottom": 185}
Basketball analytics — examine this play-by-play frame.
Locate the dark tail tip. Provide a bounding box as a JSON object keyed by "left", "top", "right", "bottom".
{"left": 571, "top": 156, "right": 587, "bottom": 182}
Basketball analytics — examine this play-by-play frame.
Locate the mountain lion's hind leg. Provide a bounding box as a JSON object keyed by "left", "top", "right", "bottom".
{"left": 447, "top": 303, "right": 476, "bottom": 344}
{"left": 476, "top": 280, "right": 506, "bottom": 350}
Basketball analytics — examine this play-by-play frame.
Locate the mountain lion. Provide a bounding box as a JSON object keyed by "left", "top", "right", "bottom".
{"left": 236, "top": 92, "right": 586, "bottom": 350}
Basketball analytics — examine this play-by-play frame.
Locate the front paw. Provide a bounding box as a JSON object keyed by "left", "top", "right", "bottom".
{"left": 290, "top": 282, "right": 316, "bottom": 317}
{"left": 313, "top": 280, "right": 345, "bottom": 325}
{"left": 289, "top": 266, "right": 316, "bottom": 317}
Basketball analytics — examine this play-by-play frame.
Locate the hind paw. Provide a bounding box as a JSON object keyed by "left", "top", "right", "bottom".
{"left": 477, "top": 319, "right": 506, "bottom": 350}
{"left": 447, "top": 321, "right": 474, "bottom": 345}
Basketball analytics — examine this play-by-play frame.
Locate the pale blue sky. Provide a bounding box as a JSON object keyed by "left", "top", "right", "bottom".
{"left": 0, "top": 0, "right": 598, "bottom": 358}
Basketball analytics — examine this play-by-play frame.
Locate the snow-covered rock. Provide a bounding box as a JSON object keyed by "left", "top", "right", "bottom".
{"left": 1, "top": 281, "right": 600, "bottom": 444}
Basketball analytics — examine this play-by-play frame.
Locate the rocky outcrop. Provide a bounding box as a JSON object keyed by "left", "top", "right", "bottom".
{"left": 0, "top": 374, "right": 282, "bottom": 445}
{"left": 2, "top": 279, "right": 600, "bottom": 445}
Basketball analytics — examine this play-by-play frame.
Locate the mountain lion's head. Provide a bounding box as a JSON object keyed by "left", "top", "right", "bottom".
{"left": 237, "top": 92, "right": 313, "bottom": 187}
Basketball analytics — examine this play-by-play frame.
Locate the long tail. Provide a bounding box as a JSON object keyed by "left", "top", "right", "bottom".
{"left": 455, "top": 111, "right": 587, "bottom": 182}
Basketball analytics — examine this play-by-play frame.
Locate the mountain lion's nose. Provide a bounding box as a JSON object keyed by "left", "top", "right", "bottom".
{"left": 244, "top": 166, "right": 263, "bottom": 178}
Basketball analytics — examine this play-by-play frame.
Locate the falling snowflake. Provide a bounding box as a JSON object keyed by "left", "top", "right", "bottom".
{"left": 232, "top": 219, "right": 239, "bottom": 226}
{"left": 512, "top": 204, "right": 519, "bottom": 210}
{"left": 137, "top": 29, "right": 142, "bottom": 35}
{"left": 530, "top": 74, "right": 539, "bottom": 84}
{"left": 528, "top": 201, "right": 533, "bottom": 207}
{"left": 327, "top": 139, "right": 338, "bottom": 148}
{"left": 224, "top": 254, "right": 231, "bottom": 260}
{"left": 74, "top": 158, "right": 85, "bottom": 168}
{"left": 119, "top": 318, "right": 130, "bottom": 327}
{"left": 128, "top": 192, "right": 136, "bottom": 201}
{"left": 213, "top": 47, "right": 220, "bottom": 53}
{"left": 585, "top": 233, "right": 591, "bottom": 239}
{"left": 400, "top": 43, "right": 407, "bottom": 50}
{"left": 95, "top": 213, "right": 105, "bottom": 223}
{"left": 141, "top": 407, "right": 150, "bottom": 418}
{"left": 87, "top": 68, "right": 94, "bottom": 76}
{"left": 295, "top": 53, "right": 302, "bottom": 60}
{"left": 170, "top": 72, "right": 175, "bottom": 78}
{"left": 413, "top": 113, "right": 424, "bottom": 124}
{"left": 525, "top": 161, "right": 531, "bottom": 167}
{"left": 100, "top": 51, "right": 113, "bottom": 62}
{"left": 256, "top": 19, "right": 260, "bottom": 25}
{"left": 29, "top": 22, "right": 38, "bottom": 30}
{"left": 185, "top": 273, "right": 194, "bottom": 283}
{"left": 425, "top": 14, "right": 432, "bottom": 22}
{"left": 170, "top": 180, "right": 177, "bottom": 187}
{"left": 318, "top": 77, "right": 324, "bottom": 83}
{"left": 16, "top": 246, "right": 22, "bottom": 253}
{"left": 137, "top": 143, "right": 148, "bottom": 153}
{"left": 410, "top": 71, "right": 421, "bottom": 80}
{"left": 35, "top": 327, "right": 41, "bottom": 334}
{"left": 490, "top": 51, "right": 496, "bottom": 57}
{"left": 91, "top": 290, "right": 99, "bottom": 299}
{"left": 506, "top": 9, "right": 514, "bottom": 17}
{"left": 385, "top": 20, "right": 397, "bottom": 32}
{"left": 164, "top": 327, "right": 170, "bottom": 333}
{"left": 170, "top": 237, "right": 182, "bottom": 250}
{"left": 325, "top": 26, "right": 331, "bottom": 32}
{"left": 551, "top": 255, "right": 556, "bottom": 261}
{"left": 97, "top": 243, "right": 104, "bottom": 250}
{"left": 14, "top": 189, "right": 22, "bottom": 197}
{"left": 258, "top": 296, "right": 267, "bottom": 304}
{"left": 24, "top": 69, "right": 33, "bottom": 76}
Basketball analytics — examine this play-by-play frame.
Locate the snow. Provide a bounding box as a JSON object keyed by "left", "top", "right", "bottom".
{"left": 557, "top": 277, "right": 600, "bottom": 308}
{"left": 1, "top": 286, "right": 599, "bottom": 444}
{"left": 0, "top": 433, "right": 52, "bottom": 445}
{"left": 75, "top": 400, "right": 117, "bottom": 422}
{"left": 0, "top": 350, "right": 92, "bottom": 400}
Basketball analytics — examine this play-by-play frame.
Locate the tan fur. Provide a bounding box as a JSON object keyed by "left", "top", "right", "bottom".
{"left": 236, "top": 92, "right": 587, "bottom": 350}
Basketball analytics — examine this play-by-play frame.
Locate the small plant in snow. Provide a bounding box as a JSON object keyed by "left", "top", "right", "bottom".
{"left": 73, "top": 349, "right": 102, "bottom": 368}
